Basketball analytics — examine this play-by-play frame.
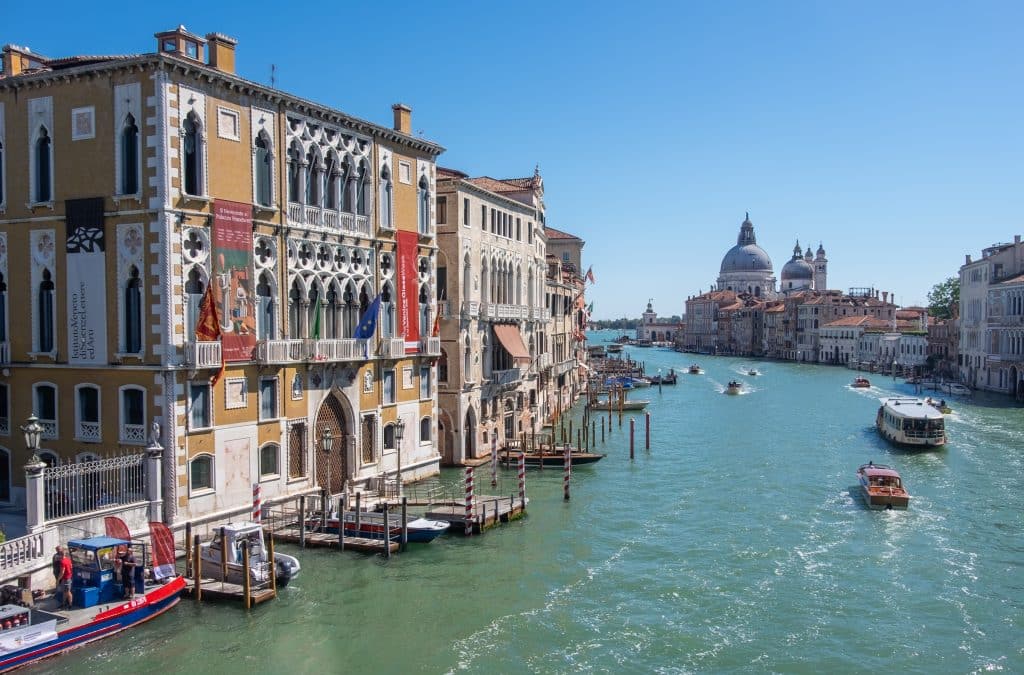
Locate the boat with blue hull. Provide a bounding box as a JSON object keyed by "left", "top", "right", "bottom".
{"left": 0, "top": 536, "right": 185, "bottom": 673}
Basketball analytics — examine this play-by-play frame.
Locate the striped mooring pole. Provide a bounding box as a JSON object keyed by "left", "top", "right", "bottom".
{"left": 563, "top": 445, "right": 571, "bottom": 501}
{"left": 491, "top": 432, "right": 498, "bottom": 487}
{"left": 252, "top": 483, "right": 262, "bottom": 523}
{"left": 464, "top": 466, "right": 475, "bottom": 536}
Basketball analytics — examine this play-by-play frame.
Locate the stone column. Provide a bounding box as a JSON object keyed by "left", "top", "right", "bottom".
{"left": 146, "top": 423, "right": 164, "bottom": 524}
{"left": 24, "top": 457, "right": 48, "bottom": 534}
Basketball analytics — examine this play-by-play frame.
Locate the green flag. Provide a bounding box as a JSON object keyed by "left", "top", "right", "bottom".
{"left": 311, "top": 300, "right": 323, "bottom": 339}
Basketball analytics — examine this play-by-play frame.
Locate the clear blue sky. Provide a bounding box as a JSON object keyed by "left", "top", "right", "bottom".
{"left": 7, "top": 1, "right": 1022, "bottom": 319}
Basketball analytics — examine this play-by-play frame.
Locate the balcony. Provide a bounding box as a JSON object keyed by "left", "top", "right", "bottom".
{"left": 531, "top": 307, "right": 544, "bottom": 321}
{"left": 438, "top": 300, "right": 451, "bottom": 319}
{"left": 40, "top": 419, "right": 57, "bottom": 440}
{"left": 553, "top": 358, "right": 577, "bottom": 376}
{"left": 495, "top": 304, "right": 526, "bottom": 320}
{"left": 256, "top": 339, "right": 308, "bottom": 364}
{"left": 490, "top": 368, "right": 522, "bottom": 387}
{"left": 462, "top": 301, "right": 479, "bottom": 319}
{"left": 0, "top": 341, "right": 8, "bottom": 365}
{"left": 479, "top": 303, "right": 497, "bottom": 319}
{"left": 379, "top": 337, "right": 407, "bottom": 359}
{"left": 184, "top": 341, "right": 222, "bottom": 368}
{"left": 287, "top": 203, "right": 372, "bottom": 238}
{"left": 77, "top": 421, "right": 101, "bottom": 443}
{"left": 419, "top": 336, "right": 441, "bottom": 356}
{"left": 120, "top": 423, "right": 146, "bottom": 445}
{"left": 309, "top": 338, "right": 367, "bottom": 362}
{"left": 535, "top": 353, "right": 552, "bottom": 370}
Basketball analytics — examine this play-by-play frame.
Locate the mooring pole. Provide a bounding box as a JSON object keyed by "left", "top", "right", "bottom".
{"left": 242, "top": 542, "right": 251, "bottom": 610}
{"left": 193, "top": 535, "right": 202, "bottom": 603}
{"left": 401, "top": 497, "right": 409, "bottom": 552}
{"left": 184, "top": 522, "right": 193, "bottom": 577}
{"left": 629, "top": 418, "right": 635, "bottom": 460}
{"left": 298, "top": 496, "right": 306, "bottom": 548}
{"left": 338, "top": 496, "right": 345, "bottom": 551}
{"left": 383, "top": 502, "right": 391, "bottom": 559}
{"left": 645, "top": 411, "right": 651, "bottom": 450}
{"left": 464, "top": 466, "right": 475, "bottom": 536}
{"left": 563, "top": 445, "right": 571, "bottom": 501}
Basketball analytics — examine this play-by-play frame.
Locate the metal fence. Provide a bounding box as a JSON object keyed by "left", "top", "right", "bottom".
{"left": 43, "top": 452, "right": 146, "bottom": 521}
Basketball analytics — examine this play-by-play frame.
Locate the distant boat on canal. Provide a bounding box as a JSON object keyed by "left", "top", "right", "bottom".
{"left": 876, "top": 397, "right": 947, "bottom": 448}
{"left": 499, "top": 448, "right": 606, "bottom": 467}
{"left": 724, "top": 381, "right": 743, "bottom": 395}
{"left": 857, "top": 462, "right": 911, "bottom": 510}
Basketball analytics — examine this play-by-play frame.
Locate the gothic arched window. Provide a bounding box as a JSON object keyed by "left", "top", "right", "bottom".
{"left": 121, "top": 114, "right": 139, "bottom": 195}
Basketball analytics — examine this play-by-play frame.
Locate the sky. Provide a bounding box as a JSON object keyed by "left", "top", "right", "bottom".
{"left": 6, "top": 1, "right": 1022, "bottom": 319}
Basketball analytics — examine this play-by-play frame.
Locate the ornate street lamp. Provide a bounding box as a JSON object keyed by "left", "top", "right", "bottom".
{"left": 394, "top": 417, "right": 406, "bottom": 495}
{"left": 322, "top": 428, "right": 333, "bottom": 453}
{"left": 21, "top": 414, "right": 43, "bottom": 465}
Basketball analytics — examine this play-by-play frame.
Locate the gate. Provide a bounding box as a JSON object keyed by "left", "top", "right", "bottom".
{"left": 314, "top": 394, "right": 348, "bottom": 494}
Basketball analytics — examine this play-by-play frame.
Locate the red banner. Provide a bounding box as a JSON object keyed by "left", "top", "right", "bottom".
{"left": 147, "top": 522, "right": 177, "bottom": 580}
{"left": 397, "top": 230, "right": 420, "bottom": 353}
{"left": 104, "top": 516, "right": 132, "bottom": 541}
{"left": 213, "top": 200, "right": 256, "bottom": 361}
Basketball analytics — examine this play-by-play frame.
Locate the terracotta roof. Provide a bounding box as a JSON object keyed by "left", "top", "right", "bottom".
{"left": 437, "top": 166, "right": 468, "bottom": 179}
{"left": 544, "top": 226, "right": 582, "bottom": 241}
{"left": 766, "top": 304, "right": 786, "bottom": 313}
{"left": 823, "top": 316, "right": 884, "bottom": 327}
{"left": 997, "top": 271, "right": 1024, "bottom": 285}
{"left": 466, "top": 176, "right": 529, "bottom": 194}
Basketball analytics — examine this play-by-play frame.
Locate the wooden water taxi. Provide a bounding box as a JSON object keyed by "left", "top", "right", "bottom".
{"left": 0, "top": 536, "right": 184, "bottom": 673}
{"left": 688, "top": 364, "right": 702, "bottom": 374}
{"left": 857, "top": 462, "right": 911, "bottom": 510}
{"left": 876, "top": 397, "right": 946, "bottom": 448}
{"left": 499, "top": 448, "right": 605, "bottom": 467}
{"left": 724, "top": 381, "right": 742, "bottom": 395}
{"left": 850, "top": 377, "right": 871, "bottom": 388}
{"left": 747, "top": 369, "right": 759, "bottom": 376}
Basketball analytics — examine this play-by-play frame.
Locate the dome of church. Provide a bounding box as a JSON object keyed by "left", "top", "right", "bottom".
{"left": 781, "top": 241, "right": 814, "bottom": 281}
{"left": 719, "top": 214, "right": 773, "bottom": 274}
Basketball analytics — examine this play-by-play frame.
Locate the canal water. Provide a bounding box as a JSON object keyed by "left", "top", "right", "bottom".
{"left": 32, "top": 330, "right": 1024, "bottom": 673}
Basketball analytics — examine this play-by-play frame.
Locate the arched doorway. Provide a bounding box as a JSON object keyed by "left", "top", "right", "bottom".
{"left": 463, "top": 407, "right": 477, "bottom": 460}
{"left": 1011, "top": 366, "right": 1019, "bottom": 400}
{"left": 438, "top": 412, "right": 455, "bottom": 465}
{"left": 314, "top": 393, "right": 349, "bottom": 494}
{"left": 0, "top": 447, "right": 9, "bottom": 502}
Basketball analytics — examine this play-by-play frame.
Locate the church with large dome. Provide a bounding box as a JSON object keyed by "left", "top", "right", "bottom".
{"left": 714, "top": 214, "right": 827, "bottom": 298}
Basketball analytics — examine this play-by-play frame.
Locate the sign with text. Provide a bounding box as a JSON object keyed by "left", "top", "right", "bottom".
{"left": 396, "top": 230, "right": 420, "bottom": 353}
{"left": 213, "top": 200, "right": 256, "bottom": 361}
{"left": 65, "top": 198, "right": 107, "bottom": 364}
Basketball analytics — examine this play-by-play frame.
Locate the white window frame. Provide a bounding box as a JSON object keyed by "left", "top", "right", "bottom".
{"left": 216, "top": 106, "right": 240, "bottom": 141}
{"left": 402, "top": 366, "right": 414, "bottom": 390}
{"left": 74, "top": 383, "right": 102, "bottom": 443}
{"left": 188, "top": 453, "right": 215, "bottom": 496}
{"left": 419, "top": 365, "right": 431, "bottom": 399}
{"left": 118, "top": 385, "right": 147, "bottom": 445}
{"left": 259, "top": 377, "right": 279, "bottom": 421}
{"left": 224, "top": 377, "right": 248, "bottom": 410}
{"left": 259, "top": 442, "right": 280, "bottom": 480}
{"left": 419, "top": 416, "right": 432, "bottom": 445}
{"left": 32, "top": 382, "right": 58, "bottom": 440}
{"left": 188, "top": 381, "right": 213, "bottom": 432}
{"left": 383, "top": 369, "right": 395, "bottom": 405}
{"left": 398, "top": 160, "right": 412, "bottom": 184}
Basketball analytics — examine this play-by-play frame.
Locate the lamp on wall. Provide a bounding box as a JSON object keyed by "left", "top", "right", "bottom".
{"left": 22, "top": 414, "right": 43, "bottom": 464}
{"left": 322, "top": 428, "right": 333, "bottom": 454}
{"left": 394, "top": 417, "right": 406, "bottom": 496}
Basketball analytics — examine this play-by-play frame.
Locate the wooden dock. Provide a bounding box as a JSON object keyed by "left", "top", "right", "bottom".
{"left": 271, "top": 526, "right": 399, "bottom": 554}
{"left": 182, "top": 578, "right": 276, "bottom": 606}
{"left": 425, "top": 495, "right": 527, "bottom": 535}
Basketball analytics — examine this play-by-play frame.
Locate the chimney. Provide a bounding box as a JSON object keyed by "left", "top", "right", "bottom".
{"left": 2, "top": 44, "right": 35, "bottom": 78}
{"left": 205, "top": 33, "right": 237, "bottom": 74}
{"left": 965, "top": 254, "right": 972, "bottom": 264}
{"left": 392, "top": 103, "right": 412, "bottom": 135}
{"left": 882, "top": 291, "right": 888, "bottom": 303}
{"left": 1016, "top": 235, "right": 1021, "bottom": 244}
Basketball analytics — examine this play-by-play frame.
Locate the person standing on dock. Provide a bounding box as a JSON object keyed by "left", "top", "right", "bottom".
{"left": 56, "top": 548, "right": 73, "bottom": 610}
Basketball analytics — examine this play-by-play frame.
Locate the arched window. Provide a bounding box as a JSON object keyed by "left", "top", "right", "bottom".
{"left": 419, "top": 284, "right": 431, "bottom": 338}
{"left": 464, "top": 334, "right": 471, "bottom": 376}
{"left": 287, "top": 142, "right": 302, "bottom": 203}
{"left": 341, "top": 158, "right": 354, "bottom": 212}
{"left": 420, "top": 417, "right": 431, "bottom": 444}
{"left": 256, "top": 271, "right": 274, "bottom": 340}
{"left": 260, "top": 443, "right": 279, "bottom": 477}
{"left": 190, "top": 454, "right": 214, "bottom": 492}
{"left": 124, "top": 266, "right": 142, "bottom": 353}
{"left": 185, "top": 268, "right": 205, "bottom": 338}
{"left": 380, "top": 283, "right": 394, "bottom": 338}
{"left": 120, "top": 386, "right": 146, "bottom": 444}
{"left": 383, "top": 423, "right": 396, "bottom": 450}
{"left": 34, "top": 383, "right": 57, "bottom": 438}
{"left": 325, "top": 285, "right": 339, "bottom": 339}
{"left": 121, "top": 114, "right": 139, "bottom": 195}
{"left": 307, "top": 286, "right": 321, "bottom": 339}
{"left": 35, "top": 127, "right": 52, "bottom": 203}
{"left": 254, "top": 133, "right": 273, "bottom": 207}
{"left": 357, "top": 160, "right": 369, "bottom": 216}
{"left": 324, "top": 153, "right": 338, "bottom": 210}
{"left": 75, "top": 384, "right": 101, "bottom": 442}
{"left": 379, "top": 165, "right": 392, "bottom": 227}
{"left": 38, "top": 269, "right": 55, "bottom": 353}
{"left": 181, "top": 113, "right": 202, "bottom": 196}
{"left": 418, "top": 174, "right": 430, "bottom": 234}
{"left": 304, "top": 148, "right": 319, "bottom": 206}
{"left": 288, "top": 278, "right": 304, "bottom": 339}
{"left": 438, "top": 349, "right": 448, "bottom": 383}
{"left": 342, "top": 281, "right": 358, "bottom": 337}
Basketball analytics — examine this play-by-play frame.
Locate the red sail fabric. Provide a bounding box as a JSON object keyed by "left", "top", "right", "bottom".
{"left": 148, "top": 522, "right": 177, "bottom": 580}
{"left": 397, "top": 230, "right": 420, "bottom": 353}
{"left": 104, "top": 516, "right": 132, "bottom": 541}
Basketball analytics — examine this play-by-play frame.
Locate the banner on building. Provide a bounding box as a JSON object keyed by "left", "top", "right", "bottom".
{"left": 397, "top": 230, "right": 420, "bottom": 353}
{"left": 65, "top": 197, "right": 107, "bottom": 365}
{"left": 213, "top": 200, "right": 256, "bottom": 361}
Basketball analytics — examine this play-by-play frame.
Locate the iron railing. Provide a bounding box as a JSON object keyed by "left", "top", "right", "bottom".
{"left": 43, "top": 452, "right": 146, "bottom": 521}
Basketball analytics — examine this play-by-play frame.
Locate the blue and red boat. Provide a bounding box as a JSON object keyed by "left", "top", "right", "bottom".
{"left": 0, "top": 534, "right": 184, "bottom": 672}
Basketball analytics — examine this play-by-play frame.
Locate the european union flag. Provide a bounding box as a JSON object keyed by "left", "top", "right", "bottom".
{"left": 354, "top": 294, "right": 382, "bottom": 340}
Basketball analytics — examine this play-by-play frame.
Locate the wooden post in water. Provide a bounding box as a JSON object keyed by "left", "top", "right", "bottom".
{"left": 563, "top": 445, "right": 571, "bottom": 501}
{"left": 518, "top": 453, "right": 526, "bottom": 509}
{"left": 464, "top": 466, "right": 475, "bottom": 536}
{"left": 645, "top": 411, "right": 651, "bottom": 450}
{"left": 298, "top": 496, "right": 307, "bottom": 548}
{"left": 242, "top": 542, "right": 251, "bottom": 610}
{"left": 618, "top": 386, "right": 623, "bottom": 428}
{"left": 338, "top": 496, "right": 346, "bottom": 551}
{"left": 355, "top": 492, "right": 362, "bottom": 538}
{"left": 591, "top": 420, "right": 596, "bottom": 451}
{"left": 568, "top": 419, "right": 573, "bottom": 448}
{"left": 629, "top": 418, "right": 635, "bottom": 460}
{"left": 401, "top": 497, "right": 409, "bottom": 552}
{"left": 576, "top": 428, "right": 581, "bottom": 453}
{"left": 184, "top": 522, "right": 193, "bottom": 577}
{"left": 219, "top": 526, "right": 228, "bottom": 589}
{"left": 383, "top": 502, "right": 391, "bottom": 559}
{"left": 268, "top": 532, "right": 277, "bottom": 598}
{"left": 193, "top": 535, "right": 202, "bottom": 603}
{"left": 601, "top": 422, "right": 605, "bottom": 444}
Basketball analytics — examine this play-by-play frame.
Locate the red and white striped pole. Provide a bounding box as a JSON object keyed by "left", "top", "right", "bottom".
{"left": 464, "top": 466, "right": 475, "bottom": 536}
{"left": 491, "top": 430, "right": 498, "bottom": 487}
{"left": 518, "top": 452, "right": 526, "bottom": 506}
{"left": 563, "top": 445, "right": 571, "bottom": 501}
{"left": 252, "top": 483, "right": 262, "bottom": 523}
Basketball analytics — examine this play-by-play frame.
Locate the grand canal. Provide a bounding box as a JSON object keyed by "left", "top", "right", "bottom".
{"left": 32, "top": 331, "right": 1023, "bottom": 673}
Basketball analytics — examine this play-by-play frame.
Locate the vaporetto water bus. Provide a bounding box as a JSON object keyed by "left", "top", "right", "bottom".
{"left": 875, "top": 397, "right": 947, "bottom": 448}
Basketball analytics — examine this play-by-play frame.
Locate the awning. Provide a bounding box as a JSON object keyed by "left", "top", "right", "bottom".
{"left": 493, "top": 324, "right": 532, "bottom": 366}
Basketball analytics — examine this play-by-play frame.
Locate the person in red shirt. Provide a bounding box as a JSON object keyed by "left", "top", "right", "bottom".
{"left": 57, "top": 549, "right": 73, "bottom": 610}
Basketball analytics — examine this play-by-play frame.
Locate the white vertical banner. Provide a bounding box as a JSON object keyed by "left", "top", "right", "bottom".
{"left": 65, "top": 198, "right": 107, "bottom": 365}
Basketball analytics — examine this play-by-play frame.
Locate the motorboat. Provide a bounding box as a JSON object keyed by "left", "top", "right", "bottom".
{"left": 747, "top": 369, "right": 759, "bottom": 376}
{"left": 649, "top": 368, "right": 678, "bottom": 385}
{"left": 307, "top": 511, "right": 450, "bottom": 543}
{"left": 925, "top": 397, "right": 952, "bottom": 414}
{"left": 940, "top": 382, "right": 971, "bottom": 396}
{"left": 499, "top": 447, "right": 606, "bottom": 467}
{"left": 876, "top": 397, "right": 947, "bottom": 448}
{"left": 725, "top": 381, "right": 742, "bottom": 395}
{"left": 850, "top": 377, "right": 871, "bottom": 388}
{"left": 589, "top": 397, "right": 650, "bottom": 411}
{"left": 0, "top": 535, "right": 184, "bottom": 672}
{"left": 201, "top": 522, "right": 301, "bottom": 587}
{"left": 688, "top": 364, "right": 702, "bottom": 374}
{"left": 857, "top": 462, "right": 911, "bottom": 510}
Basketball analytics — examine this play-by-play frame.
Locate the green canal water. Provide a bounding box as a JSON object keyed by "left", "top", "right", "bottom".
{"left": 32, "top": 330, "right": 1024, "bottom": 673}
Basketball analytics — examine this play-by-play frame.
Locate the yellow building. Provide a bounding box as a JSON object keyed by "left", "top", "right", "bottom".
{"left": 0, "top": 26, "right": 443, "bottom": 524}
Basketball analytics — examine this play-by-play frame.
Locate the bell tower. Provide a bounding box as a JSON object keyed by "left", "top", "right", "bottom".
{"left": 814, "top": 242, "right": 828, "bottom": 291}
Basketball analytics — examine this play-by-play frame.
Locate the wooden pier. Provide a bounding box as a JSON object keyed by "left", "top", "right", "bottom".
{"left": 425, "top": 495, "right": 527, "bottom": 535}
{"left": 270, "top": 526, "right": 399, "bottom": 554}
{"left": 182, "top": 579, "right": 276, "bottom": 606}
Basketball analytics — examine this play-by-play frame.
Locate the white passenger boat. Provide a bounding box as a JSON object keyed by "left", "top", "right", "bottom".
{"left": 875, "top": 397, "right": 946, "bottom": 448}
{"left": 940, "top": 382, "right": 971, "bottom": 396}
